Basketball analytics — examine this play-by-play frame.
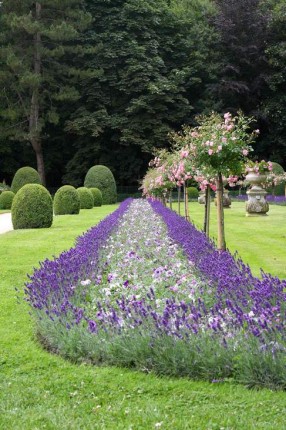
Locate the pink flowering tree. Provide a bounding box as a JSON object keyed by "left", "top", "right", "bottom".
{"left": 190, "top": 112, "right": 257, "bottom": 250}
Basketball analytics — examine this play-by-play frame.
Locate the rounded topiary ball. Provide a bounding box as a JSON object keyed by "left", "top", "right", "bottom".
{"left": 53, "top": 185, "right": 80, "bottom": 215}
{"left": 84, "top": 165, "right": 117, "bottom": 204}
{"left": 77, "top": 187, "right": 94, "bottom": 209}
{"left": 90, "top": 187, "right": 103, "bottom": 207}
{"left": 0, "top": 191, "right": 15, "bottom": 209}
{"left": 187, "top": 187, "right": 199, "bottom": 199}
{"left": 11, "top": 166, "right": 41, "bottom": 194}
{"left": 11, "top": 184, "right": 53, "bottom": 229}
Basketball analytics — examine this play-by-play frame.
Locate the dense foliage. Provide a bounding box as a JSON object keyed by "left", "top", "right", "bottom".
{"left": 84, "top": 165, "right": 117, "bottom": 204}
{"left": 53, "top": 185, "right": 80, "bottom": 215}
{"left": 0, "top": 0, "right": 285, "bottom": 187}
{"left": 77, "top": 187, "right": 94, "bottom": 209}
{"left": 89, "top": 187, "right": 103, "bottom": 207}
{"left": 11, "top": 166, "right": 41, "bottom": 194}
{"left": 0, "top": 190, "right": 14, "bottom": 209}
{"left": 11, "top": 184, "right": 53, "bottom": 229}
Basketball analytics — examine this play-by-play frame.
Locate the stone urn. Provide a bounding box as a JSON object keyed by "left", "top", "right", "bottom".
{"left": 245, "top": 172, "right": 269, "bottom": 216}
{"left": 214, "top": 189, "right": 231, "bottom": 208}
{"left": 198, "top": 190, "right": 206, "bottom": 204}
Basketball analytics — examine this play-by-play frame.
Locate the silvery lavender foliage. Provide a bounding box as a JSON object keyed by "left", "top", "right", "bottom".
{"left": 88, "top": 199, "right": 204, "bottom": 309}
{"left": 150, "top": 200, "right": 286, "bottom": 343}
{"left": 24, "top": 199, "right": 132, "bottom": 324}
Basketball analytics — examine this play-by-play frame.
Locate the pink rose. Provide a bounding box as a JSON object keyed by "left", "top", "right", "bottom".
{"left": 208, "top": 149, "right": 213, "bottom": 155}
{"left": 218, "top": 145, "right": 222, "bottom": 151}
{"left": 242, "top": 149, "right": 248, "bottom": 156}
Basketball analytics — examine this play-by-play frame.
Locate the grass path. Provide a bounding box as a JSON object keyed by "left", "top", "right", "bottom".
{"left": 1, "top": 204, "right": 286, "bottom": 429}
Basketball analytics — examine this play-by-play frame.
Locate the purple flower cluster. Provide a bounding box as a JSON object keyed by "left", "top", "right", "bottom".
{"left": 24, "top": 199, "right": 132, "bottom": 324}
{"left": 150, "top": 200, "right": 286, "bottom": 342}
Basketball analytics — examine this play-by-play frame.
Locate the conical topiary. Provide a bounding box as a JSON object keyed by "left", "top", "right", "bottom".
{"left": 11, "top": 166, "right": 41, "bottom": 194}
{"left": 84, "top": 165, "right": 117, "bottom": 204}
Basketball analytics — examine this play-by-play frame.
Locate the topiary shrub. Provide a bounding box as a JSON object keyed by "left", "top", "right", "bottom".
{"left": 12, "top": 184, "right": 53, "bottom": 229}
{"left": 187, "top": 187, "right": 199, "bottom": 199}
{"left": 84, "top": 165, "right": 117, "bottom": 204}
{"left": 11, "top": 166, "right": 41, "bottom": 194}
{"left": 0, "top": 191, "right": 15, "bottom": 209}
{"left": 89, "top": 187, "right": 103, "bottom": 207}
{"left": 77, "top": 187, "right": 94, "bottom": 209}
{"left": 53, "top": 185, "right": 80, "bottom": 215}
{"left": 0, "top": 182, "right": 10, "bottom": 194}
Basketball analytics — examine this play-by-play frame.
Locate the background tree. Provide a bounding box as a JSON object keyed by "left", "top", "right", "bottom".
{"left": 0, "top": 0, "right": 91, "bottom": 185}
{"left": 63, "top": 0, "right": 216, "bottom": 186}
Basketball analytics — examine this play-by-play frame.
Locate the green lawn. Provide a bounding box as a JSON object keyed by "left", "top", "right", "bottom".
{"left": 173, "top": 201, "right": 286, "bottom": 279}
{"left": 1, "top": 204, "right": 286, "bottom": 430}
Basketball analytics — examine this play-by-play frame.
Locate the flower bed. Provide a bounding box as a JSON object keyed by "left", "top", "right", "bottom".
{"left": 25, "top": 199, "right": 286, "bottom": 389}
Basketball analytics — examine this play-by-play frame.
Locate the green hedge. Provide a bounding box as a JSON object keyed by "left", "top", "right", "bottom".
{"left": 11, "top": 167, "right": 41, "bottom": 194}
{"left": 0, "top": 191, "right": 15, "bottom": 209}
{"left": 187, "top": 187, "right": 199, "bottom": 199}
{"left": 89, "top": 187, "right": 103, "bottom": 207}
{"left": 53, "top": 185, "right": 80, "bottom": 215}
{"left": 77, "top": 187, "right": 94, "bottom": 209}
{"left": 11, "top": 184, "right": 53, "bottom": 229}
{"left": 84, "top": 165, "right": 117, "bottom": 204}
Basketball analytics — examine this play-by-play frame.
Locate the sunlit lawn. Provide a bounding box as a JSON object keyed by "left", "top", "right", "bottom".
{"left": 0, "top": 203, "right": 286, "bottom": 429}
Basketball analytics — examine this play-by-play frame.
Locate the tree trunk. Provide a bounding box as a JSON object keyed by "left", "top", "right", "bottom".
{"left": 178, "top": 186, "right": 181, "bottom": 215}
{"left": 184, "top": 183, "right": 190, "bottom": 221}
{"left": 29, "top": 3, "right": 46, "bottom": 186}
{"left": 216, "top": 172, "right": 226, "bottom": 250}
{"left": 169, "top": 190, "right": 173, "bottom": 210}
{"left": 203, "top": 185, "right": 211, "bottom": 237}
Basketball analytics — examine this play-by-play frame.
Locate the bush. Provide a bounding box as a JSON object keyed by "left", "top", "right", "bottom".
{"left": 89, "top": 187, "right": 102, "bottom": 207}
{"left": 53, "top": 185, "right": 80, "bottom": 215}
{"left": 268, "top": 162, "right": 285, "bottom": 196}
{"left": 84, "top": 165, "right": 117, "bottom": 204}
{"left": 11, "top": 184, "right": 53, "bottom": 229}
{"left": 11, "top": 166, "right": 41, "bottom": 194}
{"left": 187, "top": 187, "right": 199, "bottom": 199}
{"left": 77, "top": 187, "right": 94, "bottom": 209}
{"left": 0, "top": 182, "right": 10, "bottom": 194}
{"left": 0, "top": 191, "right": 15, "bottom": 209}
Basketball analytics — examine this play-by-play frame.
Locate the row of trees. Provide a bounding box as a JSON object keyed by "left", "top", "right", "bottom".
{"left": 0, "top": 0, "right": 285, "bottom": 188}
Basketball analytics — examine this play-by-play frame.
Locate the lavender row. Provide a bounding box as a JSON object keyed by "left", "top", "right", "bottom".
{"left": 24, "top": 199, "right": 132, "bottom": 320}
{"left": 150, "top": 200, "right": 286, "bottom": 340}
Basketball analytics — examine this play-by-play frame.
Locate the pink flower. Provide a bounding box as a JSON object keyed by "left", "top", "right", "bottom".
{"left": 224, "top": 112, "right": 232, "bottom": 120}
{"left": 208, "top": 149, "right": 213, "bottom": 155}
{"left": 222, "top": 137, "right": 227, "bottom": 143}
{"left": 217, "top": 145, "right": 222, "bottom": 151}
{"left": 242, "top": 149, "right": 249, "bottom": 156}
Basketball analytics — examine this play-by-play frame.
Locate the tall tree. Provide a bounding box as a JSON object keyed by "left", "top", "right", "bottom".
{"left": 0, "top": 1, "right": 91, "bottom": 184}
{"left": 64, "top": 0, "right": 194, "bottom": 186}
{"left": 259, "top": 0, "right": 286, "bottom": 167}
{"left": 211, "top": 0, "right": 270, "bottom": 116}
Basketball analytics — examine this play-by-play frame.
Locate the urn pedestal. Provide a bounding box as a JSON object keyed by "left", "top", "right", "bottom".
{"left": 245, "top": 172, "right": 269, "bottom": 216}
{"left": 198, "top": 190, "right": 206, "bottom": 204}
